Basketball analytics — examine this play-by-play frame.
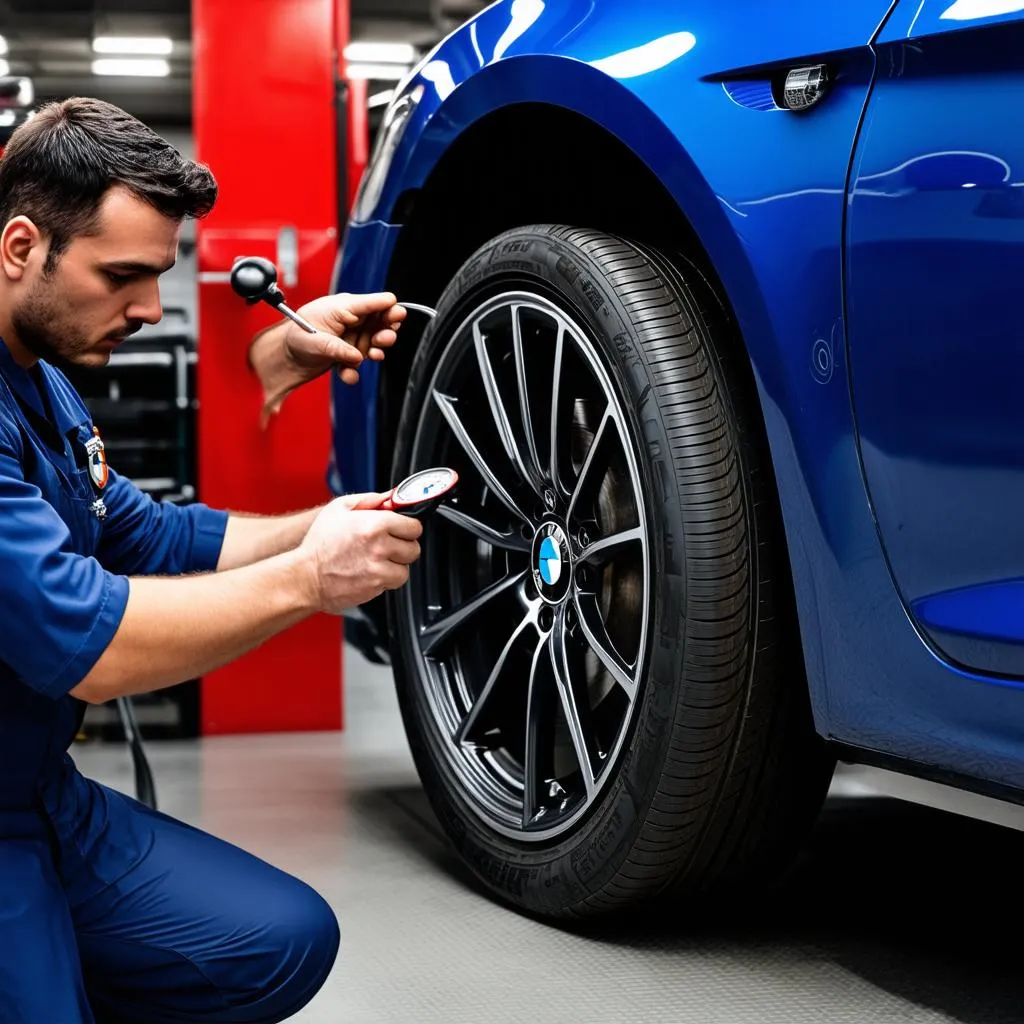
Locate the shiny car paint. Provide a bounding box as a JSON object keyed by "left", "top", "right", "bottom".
{"left": 331, "top": 0, "right": 1024, "bottom": 798}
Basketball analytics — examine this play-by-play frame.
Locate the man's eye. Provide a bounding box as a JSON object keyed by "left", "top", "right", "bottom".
{"left": 105, "top": 272, "right": 132, "bottom": 286}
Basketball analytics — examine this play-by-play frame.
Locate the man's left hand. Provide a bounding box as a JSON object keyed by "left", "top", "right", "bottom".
{"left": 249, "top": 291, "right": 407, "bottom": 425}
{"left": 287, "top": 292, "right": 406, "bottom": 386}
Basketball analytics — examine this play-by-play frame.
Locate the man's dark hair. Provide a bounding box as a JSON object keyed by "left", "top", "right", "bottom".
{"left": 0, "top": 96, "right": 217, "bottom": 271}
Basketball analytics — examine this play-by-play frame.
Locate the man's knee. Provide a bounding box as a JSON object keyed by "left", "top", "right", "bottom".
{"left": 243, "top": 882, "right": 340, "bottom": 1022}
{"left": 85, "top": 878, "right": 340, "bottom": 1024}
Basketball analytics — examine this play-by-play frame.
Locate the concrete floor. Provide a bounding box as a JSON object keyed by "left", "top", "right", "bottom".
{"left": 73, "top": 648, "right": 1024, "bottom": 1024}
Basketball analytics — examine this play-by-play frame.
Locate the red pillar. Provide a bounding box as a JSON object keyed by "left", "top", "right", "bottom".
{"left": 192, "top": 0, "right": 348, "bottom": 734}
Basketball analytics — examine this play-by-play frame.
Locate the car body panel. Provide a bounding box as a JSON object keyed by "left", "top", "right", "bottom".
{"left": 332, "top": 0, "right": 1024, "bottom": 799}
{"left": 846, "top": 13, "right": 1024, "bottom": 678}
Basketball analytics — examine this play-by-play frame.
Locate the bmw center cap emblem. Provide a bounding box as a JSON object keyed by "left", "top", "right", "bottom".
{"left": 532, "top": 522, "right": 571, "bottom": 603}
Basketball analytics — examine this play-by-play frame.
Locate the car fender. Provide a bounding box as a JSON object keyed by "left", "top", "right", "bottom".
{"left": 396, "top": 52, "right": 776, "bottom": 383}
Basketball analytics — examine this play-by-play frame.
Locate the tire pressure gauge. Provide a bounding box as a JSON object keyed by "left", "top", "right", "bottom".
{"left": 380, "top": 467, "right": 458, "bottom": 518}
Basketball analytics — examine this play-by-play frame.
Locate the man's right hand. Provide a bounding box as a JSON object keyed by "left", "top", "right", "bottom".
{"left": 299, "top": 496, "right": 423, "bottom": 614}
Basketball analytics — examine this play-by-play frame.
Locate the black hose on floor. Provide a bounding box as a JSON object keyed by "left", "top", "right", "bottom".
{"left": 116, "top": 696, "right": 157, "bottom": 810}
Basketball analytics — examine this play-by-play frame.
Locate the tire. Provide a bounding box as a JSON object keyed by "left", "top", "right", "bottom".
{"left": 386, "top": 224, "right": 833, "bottom": 920}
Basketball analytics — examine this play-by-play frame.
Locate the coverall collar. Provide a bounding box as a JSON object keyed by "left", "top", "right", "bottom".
{"left": 0, "top": 336, "right": 88, "bottom": 455}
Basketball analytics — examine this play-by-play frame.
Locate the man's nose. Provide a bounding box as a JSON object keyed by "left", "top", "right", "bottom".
{"left": 127, "top": 279, "right": 163, "bottom": 325}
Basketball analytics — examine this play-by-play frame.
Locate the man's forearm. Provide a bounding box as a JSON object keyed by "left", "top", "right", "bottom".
{"left": 216, "top": 506, "right": 322, "bottom": 571}
{"left": 70, "top": 550, "right": 317, "bottom": 704}
{"left": 248, "top": 321, "right": 306, "bottom": 413}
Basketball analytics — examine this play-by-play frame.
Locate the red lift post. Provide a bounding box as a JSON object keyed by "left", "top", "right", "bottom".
{"left": 192, "top": 0, "right": 356, "bottom": 734}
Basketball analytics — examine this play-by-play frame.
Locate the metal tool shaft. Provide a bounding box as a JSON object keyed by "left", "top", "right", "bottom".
{"left": 278, "top": 301, "right": 318, "bottom": 334}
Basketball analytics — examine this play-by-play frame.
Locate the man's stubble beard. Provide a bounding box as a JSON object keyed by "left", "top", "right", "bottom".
{"left": 11, "top": 271, "right": 98, "bottom": 370}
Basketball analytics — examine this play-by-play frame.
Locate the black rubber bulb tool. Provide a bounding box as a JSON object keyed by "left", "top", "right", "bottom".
{"left": 230, "top": 256, "right": 318, "bottom": 334}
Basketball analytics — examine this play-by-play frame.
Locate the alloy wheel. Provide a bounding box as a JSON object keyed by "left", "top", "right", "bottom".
{"left": 401, "top": 290, "right": 651, "bottom": 841}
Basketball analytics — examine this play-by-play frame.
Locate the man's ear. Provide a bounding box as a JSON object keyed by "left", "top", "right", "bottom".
{"left": 0, "top": 216, "right": 45, "bottom": 282}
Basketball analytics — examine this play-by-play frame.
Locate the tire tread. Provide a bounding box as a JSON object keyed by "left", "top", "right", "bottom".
{"left": 548, "top": 226, "right": 828, "bottom": 916}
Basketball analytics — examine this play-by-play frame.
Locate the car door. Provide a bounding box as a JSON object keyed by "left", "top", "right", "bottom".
{"left": 845, "top": 0, "right": 1024, "bottom": 678}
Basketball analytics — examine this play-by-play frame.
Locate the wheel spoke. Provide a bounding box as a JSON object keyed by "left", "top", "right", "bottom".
{"left": 522, "top": 635, "right": 550, "bottom": 828}
{"left": 567, "top": 408, "right": 613, "bottom": 524}
{"left": 437, "top": 503, "right": 531, "bottom": 552}
{"left": 573, "top": 591, "right": 638, "bottom": 702}
{"left": 510, "top": 305, "right": 546, "bottom": 489}
{"left": 473, "top": 320, "right": 537, "bottom": 492}
{"left": 549, "top": 608, "right": 596, "bottom": 800}
{"left": 456, "top": 609, "right": 535, "bottom": 746}
{"left": 421, "top": 571, "right": 527, "bottom": 655}
{"left": 579, "top": 526, "right": 644, "bottom": 565}
{"left": 548, "top": 323, "right": 567, "bottom": 494}
{"left": 432, "top": 391, "right": 530, "bottom": 524}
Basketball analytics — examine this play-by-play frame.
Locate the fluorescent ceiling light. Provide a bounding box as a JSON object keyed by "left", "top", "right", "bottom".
{"left": 0, "top": 59, "right": 9, "bottom": 77}
{"left": 345, "top": 42, "right": 415, "bottom": 64}
{"left": 92, "top": 58, "right": 170, "bottom": 77}
{"left": 0, "top": 35, "right": 8, "bottom": 56}
{"left": 93, "top": 36, "right": 173, "bottom": 55}
{"left": 347, "top": 63, "right": 409, "bottom": 81}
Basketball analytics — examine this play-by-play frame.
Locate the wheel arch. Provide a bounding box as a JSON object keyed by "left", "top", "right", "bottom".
{"left": 379, "top": 95, "right": 785, "bottom": 474}
{"left": 376, "top": 98, "right": 811, "bottom": 695}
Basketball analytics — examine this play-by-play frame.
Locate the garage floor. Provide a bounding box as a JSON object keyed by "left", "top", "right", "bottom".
{"left": 73, "top": 649, "right": 1024, "bottom": 1024}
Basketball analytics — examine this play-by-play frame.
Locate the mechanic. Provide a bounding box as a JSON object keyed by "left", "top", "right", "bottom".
{"left": 0, "top": 97, "right": 421, "bottom": 1023}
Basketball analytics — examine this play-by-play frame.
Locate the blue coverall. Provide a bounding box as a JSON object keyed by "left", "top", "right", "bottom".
{"left": 0, "top": 339, "right": 340, "bottom": 1023}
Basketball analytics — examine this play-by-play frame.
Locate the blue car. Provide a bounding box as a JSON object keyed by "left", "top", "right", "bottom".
{"left": 330, "top": 0, "right": 1024, "bottom": 920}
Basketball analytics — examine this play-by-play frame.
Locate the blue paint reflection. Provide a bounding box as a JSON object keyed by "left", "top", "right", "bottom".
{"left": 915, "top": 580, "right": 1024, "bottom": 644}
{"left": 859, "top": 150, "right": 1011, "bottom": 194}
{"left": 421, "top": 60, "right": 457, "bottom": 100}
{"left": 492, "top": 0, "right": 545, "bottom": 61}
{"left": 740, "top": 151, "right": 1017, "bottom": 209}
{"left": 588, "top": 31, "right": 697, "bottom": 79}
{"left": 941, "top": 0, "right": 1024, "bottom": 22}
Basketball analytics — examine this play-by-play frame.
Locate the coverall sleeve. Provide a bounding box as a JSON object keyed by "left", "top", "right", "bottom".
{"left": 0, "top": 425, "right": 129, "bottom": 699}
{"left": 96, "top": 468, "right": 228, "bottom": 576}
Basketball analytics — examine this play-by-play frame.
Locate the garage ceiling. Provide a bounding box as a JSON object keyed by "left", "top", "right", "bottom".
{"left": 0, "top": 0, "right": 488, "bottom": 124}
